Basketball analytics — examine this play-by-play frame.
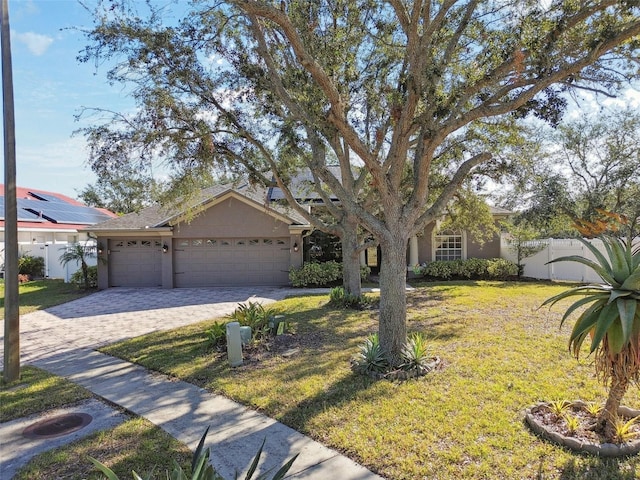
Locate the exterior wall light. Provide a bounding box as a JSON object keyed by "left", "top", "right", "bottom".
{"left": 293, "top": 242, "right": 299, "bottom": 252}
{"left": 162, "top": 244, "right": 169, "bottom": 253}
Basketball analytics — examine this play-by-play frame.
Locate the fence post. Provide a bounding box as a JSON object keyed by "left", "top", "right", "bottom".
{"left": 547, "top": 238, "right": 554, "bottom": 280}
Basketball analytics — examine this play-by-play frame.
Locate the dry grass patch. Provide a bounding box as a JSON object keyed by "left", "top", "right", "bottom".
{"left": 102, "top": 282, "right": 640, "bottom": 479}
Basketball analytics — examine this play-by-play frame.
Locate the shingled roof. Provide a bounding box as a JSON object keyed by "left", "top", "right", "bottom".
{"left": 88, "top": 182, "right": 309, "bottom": 231}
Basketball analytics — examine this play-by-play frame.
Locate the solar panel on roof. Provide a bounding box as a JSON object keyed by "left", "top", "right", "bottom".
{"left": 0, "top": 196, "right": 46, "bottom": 222}
{"left": 28, "top": 191, "right": 65, "bottom": 203}
{"left": 24, "top": 204, "right": 111, "bottom": 224}
{"left": 2, "top": 194, "right": 111, "bottom": 224}
{"left": 17, "top": 210, "right": 46, "bottom": 222}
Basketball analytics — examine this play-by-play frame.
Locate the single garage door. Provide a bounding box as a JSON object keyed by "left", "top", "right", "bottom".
{"left": 109, "top": 238, "right": 162, "bottom": 287}
{"left": 174, "top": 237, "right": 290, "bottom": 287}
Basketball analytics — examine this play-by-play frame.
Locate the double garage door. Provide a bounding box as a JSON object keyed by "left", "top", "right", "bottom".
{"left": 174, "top": 237, "right": 291, "bottom": 287}
{"left": 108, "top": 237, "right": 291, "bottom": 287}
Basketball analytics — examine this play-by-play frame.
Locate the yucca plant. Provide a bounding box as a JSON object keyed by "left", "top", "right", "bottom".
{"left": 352, "top": 333, "right": 389, "bottom": 374}
{"left": 400, "top": 333, "right": 433, "bottom": 375}
{"left": 542, "top": 235, "right": 640, "bottom": 442}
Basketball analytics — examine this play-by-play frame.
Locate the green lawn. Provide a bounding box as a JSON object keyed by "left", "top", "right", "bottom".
{"left": 0, "top": 279, "right": 93, "bottom": 317}
{"left": 99, "top": 281, "right": 640, "bottom": 480}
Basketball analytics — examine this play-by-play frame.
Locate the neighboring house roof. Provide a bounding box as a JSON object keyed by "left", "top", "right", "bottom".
{"left": 0, "top": 185, "right": 116, "bottom": 231}
{"left": 268, "top": 166, "right": 343, "bottom": 203}
{"left": 89, "top": 181, "right": 309, "bottom": 231}
{"left": 488, "top": 205, "right": 512, "bottom": 215}
{"left": 268, "top": 169, "right": 513, "bottom": 217}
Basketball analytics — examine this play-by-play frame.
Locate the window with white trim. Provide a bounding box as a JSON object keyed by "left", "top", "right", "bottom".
{"left": 433, "top": 230, "right": 464, "bottom": 261}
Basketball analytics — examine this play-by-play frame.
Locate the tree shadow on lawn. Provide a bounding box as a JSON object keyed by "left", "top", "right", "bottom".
{"left": 276, "top": 369, "right": 379, "bottom": 432}
{"left": 557, "top": 455, "right": 639, "bottom": 480}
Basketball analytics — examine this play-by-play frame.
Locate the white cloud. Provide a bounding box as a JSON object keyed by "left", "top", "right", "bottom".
{"left": 14, "top": 31, "right": 53, "bottom": 56}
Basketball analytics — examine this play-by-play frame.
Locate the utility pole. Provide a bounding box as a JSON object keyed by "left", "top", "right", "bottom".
{"left": 2, "top": 0, "right": 20, "bottom": 382}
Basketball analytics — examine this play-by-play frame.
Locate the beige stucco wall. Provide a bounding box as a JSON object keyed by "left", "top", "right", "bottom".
{"left": 415, "top": 220, "right": 503, "bottom": 263}
{"left": 172, "top": 197, "right": 291, "bottom": 238}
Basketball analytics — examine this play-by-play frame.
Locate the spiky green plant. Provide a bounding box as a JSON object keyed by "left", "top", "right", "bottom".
{"left": 542, "top": 235, "right": 640, "bottom": 443}
{"left": 352, "top": 333, "right": 389, "bottom": 374}
{"left": 584, "top": 402, "right": 603, "bottom": 417}
{"left": 89, "top": 427, "right": 297, "bottom": 480}
{"left": 227, "top": 302, "right": 278, "bottom": 340}
{"left": 547, "top": 400, "right": 571, "bottom": 418}
{"left": 613, "top": 416, "right": 640, "bottom": 444}
{"left": 563, "top": 414, "right": 581, "bottom": 436}
{"left": 400, "top": 332, "right": 433, "bottom": 374}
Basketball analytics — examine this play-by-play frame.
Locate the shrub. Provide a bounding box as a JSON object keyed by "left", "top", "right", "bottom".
{"left": 289, "top": 262, "right": 370, "bottom": 287}
{"left": 206, "top": 302, "right": 287, "bottom": 348}
{"left": 225, "top": 302, "right": 282, "bottom": 341}
{"left": 420, "top": 258, "right": 517, "bottom": 280}
{"left": 70, "top": 265, "right": 98, "bottom": 288}
{"left": 360, "top": 264, "right": 371, "bottom": 281}
{"left": 289, "top": 261, "right": 342, "bottom": 287}
{"left": 486, "top": 258, "right": 518, "bottom": 279}
{"left": 328, "top": 286, "right": 371, "bottom": 309}
{"left": 18, "top": 255, "right": 45, "bottom": 278}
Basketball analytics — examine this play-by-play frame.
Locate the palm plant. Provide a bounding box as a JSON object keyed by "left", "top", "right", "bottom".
{"left": 542, "top": 235, "right": 640, "bottom": 442}
{"left": 59, "top": 243, "right": 98, "bottom": 289}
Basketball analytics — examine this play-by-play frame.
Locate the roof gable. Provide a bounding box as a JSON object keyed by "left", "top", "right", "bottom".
{"left": 90, "top": 182, "right": 309, "bottom": 231}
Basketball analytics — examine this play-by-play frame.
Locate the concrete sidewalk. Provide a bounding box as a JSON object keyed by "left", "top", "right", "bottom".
{"left": 0, "top": 287, "right": 384, "bottom": 479}
{"left": 29, "top": 349, "right": 382, "bottom": 479}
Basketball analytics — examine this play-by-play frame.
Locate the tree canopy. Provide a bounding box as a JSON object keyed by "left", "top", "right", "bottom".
{"left": 77, "top": 164, "right": 166, "bottom": 215}
{"left": 497, "top": 107, "right": 640, "bottom": 237}
{"left": 79, "top": 0, "right": 640, "bottom": 363}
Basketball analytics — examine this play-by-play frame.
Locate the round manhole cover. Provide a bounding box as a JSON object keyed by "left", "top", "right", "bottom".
{"left": 23, "top": 413, "right": 93, "bottom": 439}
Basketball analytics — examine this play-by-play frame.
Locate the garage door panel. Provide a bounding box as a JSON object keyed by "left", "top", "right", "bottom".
{"left": 174, "top": 237, "right": 290, "bottom": 287}
{"left": 109, "top": 239, "right": 162, "bottom": 287}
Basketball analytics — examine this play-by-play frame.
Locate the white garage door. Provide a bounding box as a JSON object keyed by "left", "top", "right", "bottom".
{"left": 109, "top": 238, "right": 162, "bottom": 287}
{"left": 173, "top": 237, "right": 290, "bottom": 287}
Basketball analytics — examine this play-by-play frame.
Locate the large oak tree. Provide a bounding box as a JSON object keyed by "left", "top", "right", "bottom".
{"left": 80, "top": 0, "right": 640, "bottom": 364}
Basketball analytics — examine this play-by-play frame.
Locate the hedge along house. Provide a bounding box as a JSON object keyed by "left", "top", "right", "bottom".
{"left": 87, "top": 183, "right": 310, "bottom": 289}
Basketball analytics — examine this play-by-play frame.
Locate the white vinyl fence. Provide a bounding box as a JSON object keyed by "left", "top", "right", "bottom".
{"left": 500, "top": 237, "right": 639, "bottom": 283}
{"left": 15, "top": 242, "right": 97, "bottom": 282}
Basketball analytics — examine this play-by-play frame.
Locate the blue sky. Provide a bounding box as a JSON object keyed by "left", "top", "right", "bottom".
{"left": 2, "top": 0, "right": 639, "bottom": 202}
{"left": 2, "top": 0, "right": 134, "bottom": 199}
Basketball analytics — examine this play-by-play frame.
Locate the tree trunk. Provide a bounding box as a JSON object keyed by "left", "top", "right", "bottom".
{"left": 341, "top": 221, "right": 362, "bottom": 296}
{"left": 597, "top": 374, "right": 629, "bottom": 442}
{"left": 377, "top": 234, "right": 408, "bottom": 366}
{"left": 81, "top": 260, "right": 89, "bottom": 290}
